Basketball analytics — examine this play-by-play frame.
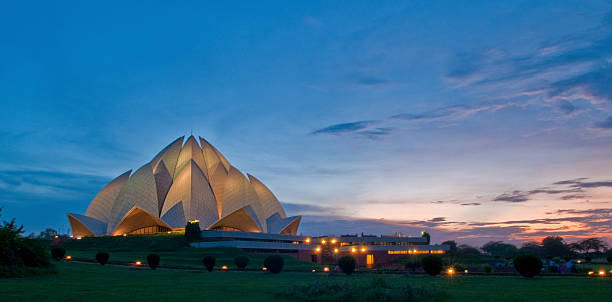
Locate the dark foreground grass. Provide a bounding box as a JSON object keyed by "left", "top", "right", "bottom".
{"left": 1, "top": 262, "right": 610, "bottom": 302}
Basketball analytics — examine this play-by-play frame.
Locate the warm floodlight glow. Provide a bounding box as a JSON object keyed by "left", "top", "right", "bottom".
{"left": 464, "top": 269, "right": 468, "bottom": 273}
{"left": 54, "top": 235, "right": 59, "bottom": 239}
{"left": 351, "top": 247, "right": 357, "bottom": 253}
{"left": 588, "top": 271, "right": 594, "bottom": 275}
{"left": 577, "top": 260, "right": 582, "bottom": 263}
{"left": 65, "top": 255, "right": 72, "bottom": 260}
{"left": 312, "top": 269, "right": 316, "bottom": 272}
{"left": 331, "top": 239, "right": 336, "bottom": 244}
{"left": 76, "top": 237, "right": 82, "bottom": 240}
{"left": 360, "top": 247, "right": 366, "bottom": 252}
{"left": 305, "top": 238, "right": 311, "bottom": 244}
{"left": 448, "top": 268, "right": 454, "bottom": 274}
{"left": 167, "top": 231, "right": 172, "bottom": 234}
{"left": 135, "top": 260, "right": 142, "bottom": 265}
{"left": 315, "top": 247, "right": 321, "bottom": 252}
{"left": 333, "top": 248, "right": 339, "bottom": 253}
{"left": 323, "top": 267, "right": 330, "bottom": 272}
{"left": 69, "top": 235, "right": 74, "bottom": 238}
{"left": 322, "top": 240, "right": 326, "bottom": 244}
{"left": 222, "top": 265, "right": 228, "bottom": 270}
{"left": 599, "top": 270, "right": 605, "bottom": 276}
{"left": 262, "top": 267, "right": 267, "bottom": 271}
{"left": 123, "top": 233, "right": 127, "bottom": 237}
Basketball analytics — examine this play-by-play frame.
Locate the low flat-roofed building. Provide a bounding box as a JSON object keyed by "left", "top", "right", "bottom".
{"left": 191, "top": 230, "right": 450, "bottom": 268}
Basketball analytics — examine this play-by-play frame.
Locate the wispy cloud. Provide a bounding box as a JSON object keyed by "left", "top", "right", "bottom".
{"left": 594, "top": 116, "right": 612, "bottom": 128}
{"left": 446, "top": 10, "right": 612, "bottom": 127}
{"left": 312, "top": 101, "right": 521, "bottom": 139}
{"left": 312, "top": 121, "right": 377, "bottom": 135}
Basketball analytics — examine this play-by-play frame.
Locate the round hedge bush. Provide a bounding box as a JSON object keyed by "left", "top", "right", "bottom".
{"left": 421, "top": 255, "right": 443, "bottom": 276}
{"left": 147, "top": 253, "right": 160, "bottom": 270}
{"left": 234, "top": 256, "right": 250, "bottom": 270}
{"left": 338, "top": 256, "right": 356, "bottom": 275}
{"left": 514, "top": 254, "right": 543, "bottom": 278}
{"left": 51, "top": 247, "right": 66, "bottom": 261}
{"left": 264, "top": 255, "right": 284, "bottom": 274}
{"left": 585, "top": 256, "right": 592, "bottom": 263}
{"left": 202, "top": 256, "right": 216, "bottom": 272}
{"left": 96, "top": 252, "right": 109, "bottom": 266}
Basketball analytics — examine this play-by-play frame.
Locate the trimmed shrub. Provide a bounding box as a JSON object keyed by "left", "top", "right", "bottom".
{"left": 514, "top": 254, "right": 543, "bottom": 278}
{"left": 585, "top": 256, "right": 592, "bottom": 263}
{"left": 96, "top": 252, "right": 109, "bottom": 266}
{"left": 51, "top": 247, "right": 66, "bottom": 261}
{"left": 202, "top": 255, "right": 215, "bottom": 272}
{"left": 234, "top": 255, "right": 250, "bottom": 270}
{"left": 338, "top": 256, "right": 356, "bottom": 275}
{"left": 147, "top": 253, "right": 160, "bottom": 270}
{"left": 483, "top": 264, "right": 493, "bottom": 273}
{"left": 264, "top": 255, "right": 284, "bottom": 274}
{"left": 421, "top": 255, "right": 443, "bottom": 276}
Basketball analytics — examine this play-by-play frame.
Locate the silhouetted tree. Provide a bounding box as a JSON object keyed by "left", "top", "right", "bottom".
{"left": 456, "top": 244, "right": 481, "bottom": 257}
{"left": 482, "top": 241, "right": 518, "bottom": 259}
{"left": 541, "top": 236, "right": 569, "bottom": 258}
{"left": 38, "top": 228, "right": 58, "bottom": 240}
{"left": 519, "top": 242, "right": 544, "bottom": 257}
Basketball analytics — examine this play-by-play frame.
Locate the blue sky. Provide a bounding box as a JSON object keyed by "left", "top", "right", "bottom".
{"left": 1, "top": 1, "right": 611, "bottom": 245}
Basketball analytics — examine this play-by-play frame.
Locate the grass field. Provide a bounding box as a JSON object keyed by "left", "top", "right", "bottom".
{"left": 1, "top": 261, "right": 610, "bottom": 302}
{"left": 57, "top": 235, "right": 319, "bottom": 270}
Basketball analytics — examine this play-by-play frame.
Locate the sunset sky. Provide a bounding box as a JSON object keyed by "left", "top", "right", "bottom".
{"left": 1, "top": 1, "right": 611, "bottom": 246}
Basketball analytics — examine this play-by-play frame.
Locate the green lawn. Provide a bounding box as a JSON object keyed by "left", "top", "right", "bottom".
{"left": 1, "top": 262, "right": 610, "bottom": 302}
{"left": 57, "top": 235, "right": 318, "bottom": 270}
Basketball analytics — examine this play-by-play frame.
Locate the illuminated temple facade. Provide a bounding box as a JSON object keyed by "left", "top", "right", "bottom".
{"left": 67, "top": 136, "right": 301, "bottom": 237}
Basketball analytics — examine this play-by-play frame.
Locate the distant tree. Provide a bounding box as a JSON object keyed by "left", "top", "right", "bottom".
{"left": 338, "top": 256, "right": 356, "bottom": 275}
{"left": 567, "top": 242, "right": 584, "bottom": 254}
{"left": 96, "top": 252, "right": 109, "bottom": 265}
{"left": 482, "top": 241, "right": 518, "bottom": 259}
{"left": 578, "top": 238, "right": 608, "bottom": 254}
{"left": 456, "top": 244, "right": 481, "bottom": 257}
{"left": 541, "top": 236, "right": 569, "bottom": 258}
{"left": 234, "top": 256, "right": 249, "bottom": 270}
{"left": 442, "top": 240, "right": 458, "bottom": 255}
{"left": 147, "top": 253, "right": 160, "bottom": 270}
{"left": 514, "top": 254, "right": 543, "bottom": 278}
{"left": 421, "top": 255, "right": 443, "bottom": 276}
{"left": 421, "top": 231, "right": 431, "bottom": 244}
{"left": 519, "top": 242, "right": 544, "bottom": 257}
{"left": 202, "top": 256, "right": 215, "bottom": 272}
{"left": 0, "top": 208, "right": 51, "bottom": 272}
{"left": 184, "top": 221, "right": 201, "bottom": 242}
{"left": 38, "top": 228, "right": 58, "bottom": 240}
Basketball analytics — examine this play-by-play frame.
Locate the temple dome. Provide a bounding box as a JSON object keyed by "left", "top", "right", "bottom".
{"left": 67, "top": 136, "right": 300, "bottom": 237}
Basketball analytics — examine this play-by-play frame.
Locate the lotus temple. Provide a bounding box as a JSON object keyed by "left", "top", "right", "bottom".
{"left": 67, "top": 135, "right": 300, "bottom": 237}
{"left": 68, "top": 135, "right": 448, "bottom": 267}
